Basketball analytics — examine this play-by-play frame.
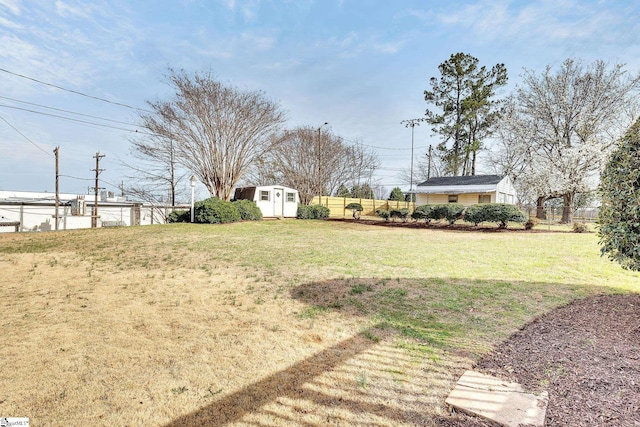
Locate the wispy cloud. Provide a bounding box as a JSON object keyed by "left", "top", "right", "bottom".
{"left": 429, "top": 0, "right": 634, "bottom": 46}
{"left": 315, "top": 31, "right": 405, "bottom": 58}
{"left": 0, "top": 0, "right": 20, "bottom": 15}
{"left": 222, "top": 0, "right": 261, "bottom": 23}
{"left": 240, "top": 30, "right": 277, "bottom": 51}
{"left": 0, "top": 14, "right": 21, "bottom": 29}
{"left": 0, "top": 1, "right": 143, "bottom": 92}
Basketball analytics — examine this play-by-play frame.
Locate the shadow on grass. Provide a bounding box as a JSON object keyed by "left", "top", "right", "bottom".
{"left": 164, "top": 277, "right": 595, "bottom": 426}
{"left": 291, "top": 277, "right": 595, "bottom": 355}
{"left": 163, "top": 324, "right": 432, "bottom": 426}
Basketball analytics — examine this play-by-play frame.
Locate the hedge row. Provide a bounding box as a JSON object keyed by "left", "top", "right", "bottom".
{"left": 406, "top": 203, "right": 465, "bottom": 224}
{"left": 167, "top": 198, "right": 263, "bottom": 224}
{"left": 403, "top": 203, "right": 527, "bottom": 228}
{"left": 375, "top": 208, "right": 411, "bottom": 222}
{"left": 464, "top": 203, "right": 527, "bottom": 228}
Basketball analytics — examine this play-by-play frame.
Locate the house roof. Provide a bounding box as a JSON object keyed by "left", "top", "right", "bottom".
{"left": 415, "top": 175, "right": 511, "bottom": 195}
{"left": 417, "top": 175, "right": 504, "bottom": 187}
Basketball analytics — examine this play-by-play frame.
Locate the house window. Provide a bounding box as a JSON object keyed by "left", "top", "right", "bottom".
{"left": 478, "top": 194, "right": 491, "bottom": 204}
{"left": 448, "top": 195, "right": 458, "bottom": 203}
{"left": 260, "top": 190, "right": 270, "bottom": 201}
{"left": 286, "top": 192, "right": 295, "bottom": 202}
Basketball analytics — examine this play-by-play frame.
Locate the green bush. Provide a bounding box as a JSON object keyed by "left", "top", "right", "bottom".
{"left": 376, "top": 209, "right": 390, "bottom": 221}
{"left": 296, "top": 205, "right": 312, "bottom": 219}
{"left": 232, "top": 199, "right": 263, "bottom": 221}
{"left": 167, "top": 210, "right": 190, "bottom": 223}
{"left": 345, "top": 202, "right": 363, "bottom": 220}
{"left": 411, "top": 205, "right": 433, "bottom": 222}
{"left": 490, "top": 204, "right": 527, "bottom": 228}
{"left": 390, "top": 208, "right": 410, "bottom": 222}
{"left": 430, "top": 203, "right": 465, "bottom": 224}
{"left": 463, "top": 204, "right": 489, "bottom": 226}
{"left": 463, "top": 203, "right": 526, "bottom": 228}
{"left": 194, "top": 197, "right": 241, "bottom": 224}
{"left": 297, "top": 205, "right": 330, "bottom": 219}
{"left": 598, "top": 118, "right": 640, "bottom": 271}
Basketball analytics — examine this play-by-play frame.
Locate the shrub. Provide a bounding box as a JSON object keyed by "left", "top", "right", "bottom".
{"left": 194, "top": 197, "right": 241, "bottom": 224}
{"left": 490, "top": 204, "right": 527, "bottom": 228}
{"left": 345, "top": 202, "right": 363, "bottom": 220}
{"left": 232, "top": 199, "right": 263, "bottom": 221}
{"left": 525, "top": 217, "right": 539, "bottom": 230}
{"left": 376, "top": 209, "right": 390, "bottom": 221}
{"left": 430, "top": 203, "right": 465, "bottom": 224}
{"left": 411, "top": 205, "right": 432, "bottom": 222}
{"left": 167, "top": 210, "right": 190, "bottom": 223}
{"left": 463, "top": 204, "right": 489, "bottom": 226}
{"left": 297, "top": 205, "right": 330, "bottom": 219}
{"left": 390, "top": 208, "right": 409, "bottom": 222}
{"left": 573, "top": 222, "right": 589, "bottom": 233}
{"left": 464, "top": 203, "right": 527, "bottom": 228}
{"left": 598, "top": 118, "right": 640, "bottom": 271}
{"left": 463, "top": 203, "right": 526, "bottom": 228}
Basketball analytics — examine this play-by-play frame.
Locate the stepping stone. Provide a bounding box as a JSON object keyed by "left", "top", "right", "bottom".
{"left": 445, "top": 370, "right": 548, "bottom": 427}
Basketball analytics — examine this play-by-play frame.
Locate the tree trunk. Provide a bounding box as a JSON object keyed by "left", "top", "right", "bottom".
{"left": 561, "top": 192, "right": 574, "bottom": 224}
{"left": 471, "top": 148, "right": 477, "bottom": 176}
{"left": 536, "top": 196, "right": 547, "bottom": 220}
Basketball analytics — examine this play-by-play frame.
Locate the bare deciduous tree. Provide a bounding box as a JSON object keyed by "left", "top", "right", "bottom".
{"left": 492, "top": 59, "right": 640, "bottom": 223}
{"left": 138, "top": 69, "right": 286, "bottom": 200}
{"left": 269, "top": 126, "right": 379, "bottom": 204}
{"left": 122, "top": 136, "right": 188, "bottom": 207}
{"left": 399, "top": 147, "right": 443, "bottom": 188}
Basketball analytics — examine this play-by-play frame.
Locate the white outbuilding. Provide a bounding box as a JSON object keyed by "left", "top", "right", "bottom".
{"left": 233, "top": 185, "right": 299, "bottom": 218}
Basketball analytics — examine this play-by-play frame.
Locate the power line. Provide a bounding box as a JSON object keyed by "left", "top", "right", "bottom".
{"left": 0, "top": 95, "right": 138, "bottom": 126}
{"left": 342, "top": 138, "right": 413, "bottom": 151}
{"left": 0, "top": 114, "right": 52, "bottom": 157}
{"left": 59, "top": 174, "right": 93, "bottom": 181}
{"left": 0, "top": 103, "right": 152, "bottom": 134}
{"left": 0, "top": 67, "right": 151, "bottom": 112}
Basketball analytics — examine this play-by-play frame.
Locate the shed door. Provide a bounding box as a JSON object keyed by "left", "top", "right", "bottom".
{"left": 274, "top": 188, "right": 284, "bottom": 217}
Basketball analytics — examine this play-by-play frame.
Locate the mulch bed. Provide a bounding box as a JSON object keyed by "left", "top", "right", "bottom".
{"left": 437, "top": 293, "right": 640, "bottom": 426}
{"left": 328, "top": 218, "right": 561, "bottom": 233}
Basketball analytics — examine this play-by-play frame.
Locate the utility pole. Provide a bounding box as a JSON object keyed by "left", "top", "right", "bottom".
{"left": 401, "top": 118, "right": 425, "bottom": 202}
{"left": 53, "top": 146, "right": 60, "bottom": 231}
{"left": 91, "top": 152, "right": 105, "bottom": 228}
{"left": 317, "top": 122, "right": 328, "bottom": 204}
{"left": 427, "top": 145, "right": 433, "bottom": 180}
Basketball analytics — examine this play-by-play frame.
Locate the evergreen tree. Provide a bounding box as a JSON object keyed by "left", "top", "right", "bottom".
{"left": 388, "top": 187, "right": 404, "bottom": 201}
{"left": 425, "top": 53, "right": 507, "bottom": 176}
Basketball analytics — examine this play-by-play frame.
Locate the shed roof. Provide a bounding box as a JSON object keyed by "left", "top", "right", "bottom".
{"left": 417, "top": 175, "right": 504, "bottom": 187}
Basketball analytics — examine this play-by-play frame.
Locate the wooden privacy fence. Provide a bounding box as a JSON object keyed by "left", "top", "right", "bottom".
{"left": 312, "top": 196, "right": 416, "bottom": 218}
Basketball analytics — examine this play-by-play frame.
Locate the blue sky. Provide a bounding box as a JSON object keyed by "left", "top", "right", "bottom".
{"left": 1, "top": 0, "right": 639, "bottom": 197}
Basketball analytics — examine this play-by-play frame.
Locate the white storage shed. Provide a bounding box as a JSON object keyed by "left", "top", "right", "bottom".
{"left": 233, "top": 185, "right": 299, "bottom": 218}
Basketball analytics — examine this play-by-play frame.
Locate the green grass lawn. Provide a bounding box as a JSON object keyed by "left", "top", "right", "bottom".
{"left": 0, "top": 219, "right": 637, "bottom": 426}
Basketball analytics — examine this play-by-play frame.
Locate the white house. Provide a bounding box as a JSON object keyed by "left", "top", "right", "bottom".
{"left": 233, "top": 185, "right": 299, "bottom": 218}
{"left": 414, "top": 175, "right": 517, "bottom": 206}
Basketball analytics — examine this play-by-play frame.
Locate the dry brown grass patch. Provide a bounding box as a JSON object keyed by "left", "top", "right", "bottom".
{"left": 1, "top": 222, "right": 636, "bottom": 426}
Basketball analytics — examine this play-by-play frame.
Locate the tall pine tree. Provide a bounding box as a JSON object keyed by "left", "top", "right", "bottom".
{"left": 424, "top": 53, "right": 507, "bottom": 176}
